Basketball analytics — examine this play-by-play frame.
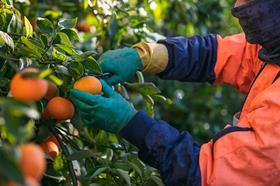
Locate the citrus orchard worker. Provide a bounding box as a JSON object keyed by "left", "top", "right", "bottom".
{"left": 70, "top": 0, "right": 280, "bottom": 185}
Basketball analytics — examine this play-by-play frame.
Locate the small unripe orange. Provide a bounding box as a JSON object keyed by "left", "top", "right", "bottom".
{"left": 40, "top": 139, "right": 60, "bottom": 159}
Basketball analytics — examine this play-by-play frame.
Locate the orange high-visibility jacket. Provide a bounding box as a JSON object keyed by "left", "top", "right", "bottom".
{"left": 200, "top": 33, "right": 280, "bottom": 185}
{"left": 121, "top": 33, "right": 280, "bottom": 186}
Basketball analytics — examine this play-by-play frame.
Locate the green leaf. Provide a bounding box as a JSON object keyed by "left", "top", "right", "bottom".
{"left": 0, "top": 147, "right": 25, "bottom": 185}
{"left": 82, "top": 56, "right": 102, "bottom": 74}
{"left": 7, "top": 14, "right": 22, "bottom": 34}
{"left": 23, "top": 16, "right": 33, "bottom": 37}
{"left": 37, "top": 17, "right": 54, "bottom": 34}
{"left": 114, "top": 169, "right": 131, "bottom": 186}
{"left": 49, "top": 75, "right": 63, "bottom": 86}
{"left": 150, "top": 175, "right": 164, "bottom": 186}
{"left": 57, "top": 32, "right": 73, "bottom": 47}
{"left": 55, "top": 44, "right": 78, "bottom": 56}
{"left": 52, "top": 47, "right": 67, "bottom": 61}
{"left": 83, "top": 0, "right": 89, "bottom": 10}
{"left": 53, "top": 154, "right": 65, "bottom": 171}
{"left": 127, "top": 161, "right": 143, "bottom": 177}
{"left": 43, "top": 10, "right": 62, "bottom": 20}
{"left": 136, "top": 71, "right": 144, "bottom": 83}
{"left": 74, "top": 51, "right": 96, "bottom": 62}
{"left": 144, "top": 95, "right": 154, "bottom": 118}
{"left": 58, "top": 18, "right": 78, "bottom": 29}
{"left": 60, "top": 28, "right": 80, "bottom": 41}
{"left": 125, "top": 82, "right": 161, "bottom": 95}
{"left": 67, "top": 61, "right": 84, "bottom": 79}
{"left": 19, "top": 58, "right": 33, "bottom": 69}
{"left": 151, "top": 95, "right": 173, "bottom": 105}
{"left": 0, "top": 31, "right": 14, "bottom": 50}
{"left": 21, "top": 37, "right": 43, "bottom": 57}
{"left": 89, "top": 167, "right": 108, "bottom": 178}
{"left": 38, "top": 68, "right": 52, "bottom": 79}
{"left": 67, "top": 150, "right": 95, "bottom": 161}
{"left": 40, "top": 34, "right": 49, "bottom": 48}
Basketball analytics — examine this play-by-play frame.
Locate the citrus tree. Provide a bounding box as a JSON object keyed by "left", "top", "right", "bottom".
{"left": 0, "top": 0, "right": 172, "bottom": 185}
{"left": 0, "top": 0, "right": 243, "bottom": 185}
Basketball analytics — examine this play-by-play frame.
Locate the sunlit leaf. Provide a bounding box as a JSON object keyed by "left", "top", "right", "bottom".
{"left": 82, "top": 56, "right": 102, "bottom": 74}
{"left": 58, "top": 18, "right": 78, "bottom": 29}
{"left": 125, "top": 82, "right": 161, "bottom": 95}
{"left": 38, "top": 68, "right": 52, "bottom": 79}
{"left": 49, "top": 75, "right": 63, "bottom": 86}
{"left": 21, "top": 37, "right": 44, "bottom": 57}
{"left": 52, "top": 47, "right": 68, "bottom": 61}
{"left": 60, "top": 28, "right": 80, "bottom": 41}
{"left": 7, "top": 14, "right": 22, "bottom": 34}
{"left": 23, "top": 16, "right": 33, "bottom": 37}
{"left": 0, "top": 31, "right": 14, "bottom": 50}
{"left": 55, "top": 44, "right": 78, "bottom": 56}
{"left": 57, "top": 32, "right": 73, "bottom": 47}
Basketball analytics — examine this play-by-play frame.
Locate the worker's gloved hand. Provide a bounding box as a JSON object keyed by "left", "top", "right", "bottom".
{"left": 99, "top": 48, "right": 143, "bottom": 85}
{"left": 69, "top": 80, "right": 137, "bottom": 133}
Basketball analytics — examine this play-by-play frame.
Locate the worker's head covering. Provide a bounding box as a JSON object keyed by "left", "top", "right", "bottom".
{"left": 232, "top": 0, "right": 280, "bottom": 64}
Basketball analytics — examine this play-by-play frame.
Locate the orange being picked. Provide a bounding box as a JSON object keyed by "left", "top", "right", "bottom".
{"left": 10, "top": 68, "right": 48, "bottom": 101}
{"left": 44, "top": 82, "right": 57, "bottom": 100}
{"left": 74, "top": 76, "right": 102, "bottom": 94}
{"left": 19, "top": 144, "right": 46, "bottom": 180}
{"left": 46, "top": 97, "right": 75, "bottom": 120}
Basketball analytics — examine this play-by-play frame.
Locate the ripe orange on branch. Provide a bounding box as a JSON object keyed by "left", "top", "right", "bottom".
{"left": 74, "top": 76, "right": 102, "bottom": 94}
{"left": 40, "top": 140, "right": 59, "bottom": 159}
{"left": 10, "top": 68, "right": 48, "bottom": 101}
{"left": 40, "top": 135, "right": 60, "bottom": 159}
{"left": 46, "top": 97, "right": 75, "bottom": 120}
{"left": 19, "top": 144, "right": 46, "bottom": 180}
{"left": 44, "top": 82, "right": 58, "bottom": 100}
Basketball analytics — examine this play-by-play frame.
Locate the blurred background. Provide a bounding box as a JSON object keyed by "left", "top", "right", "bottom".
{"left": 15, "top": 0, "right": 244, "bottom": 143}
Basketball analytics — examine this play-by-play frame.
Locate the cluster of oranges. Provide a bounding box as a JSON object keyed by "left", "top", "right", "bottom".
{"left": 7, "top": 67, "right": 102, "bottom": 185}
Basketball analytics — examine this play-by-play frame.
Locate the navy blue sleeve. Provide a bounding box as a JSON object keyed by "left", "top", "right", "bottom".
{"left": 157, "top": 34, "right": 218, "bottom": 82}
{"left": 120, "top": 111, "right": 201, "bottom": 186}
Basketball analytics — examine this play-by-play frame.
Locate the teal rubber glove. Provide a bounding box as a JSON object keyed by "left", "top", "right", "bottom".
{"left": 69, "top": 80, "right": 137, "bottom": 133}
{"left": 99, "top": 48, "right": 143, "bottom": 85}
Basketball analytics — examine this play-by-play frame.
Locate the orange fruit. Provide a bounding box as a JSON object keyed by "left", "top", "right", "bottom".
{"left": 48, "top": 135, "right": 59, "bottom": 146}
{"left": 40, "top": 140, "right": 59, "bottom": 159}
{"left": 46, "top": 97, "right": 75, "bottom": 120}
{"left": 10, "top": 68, "right": 48, "bottom": 101}
{"left": 44, "top": 82, "right": 57, "bottom": 100}
{"left": 76, "top": 22, "right": 90, "bottom": 32}
{"left": 5, "top": 177, "right": 39, "bottom": 186}
{"left": 40, "top": 135, "right": 60, "bottom": 159}
{"left": 74, "top": 76, "right": 102, "bottom": 95}
{"left": 19, "top": 144, "right": 46, "bottom": 180}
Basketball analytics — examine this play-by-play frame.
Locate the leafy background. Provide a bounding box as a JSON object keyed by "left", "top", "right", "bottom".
{"left": 0, "top": 0, "right": 244, "bottom": 185}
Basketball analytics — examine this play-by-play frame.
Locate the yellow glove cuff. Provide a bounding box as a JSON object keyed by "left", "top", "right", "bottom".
{"left": 133, "top": 42, "right": 168, "bottom": 74}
